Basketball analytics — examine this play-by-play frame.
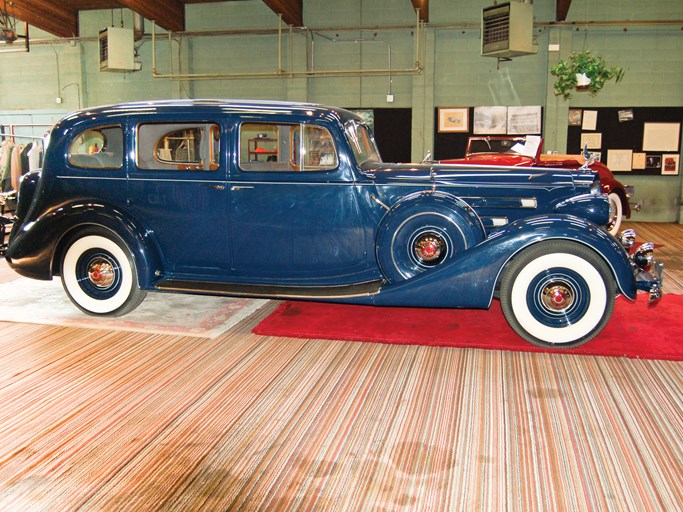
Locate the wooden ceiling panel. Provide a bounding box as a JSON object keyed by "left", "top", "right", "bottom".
{"left": 115, "top": 0, "right": 185, "bottom": 32}
{"left": 262, "top": 0, "right": 302, "bottom": 27}
{"left": 411, "top": 0, "right": 429, "bottom": 22}
{"left": 1, "top": 0, "right": 428, "bottom": 37}
{"left": 5, "top": 1, "right": 79, "bottom": 38}
{"left": 556, "top": 0, "right": 573, "bottom": 22}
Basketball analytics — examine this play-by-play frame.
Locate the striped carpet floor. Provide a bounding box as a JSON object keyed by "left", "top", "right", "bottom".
{"left": 0, "top": 222, "right": 681, "bottom": 511}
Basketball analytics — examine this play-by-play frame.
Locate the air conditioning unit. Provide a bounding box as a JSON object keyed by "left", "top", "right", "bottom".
{"left": 99, "top": 27, "right": 140, "bottom": 71}
{"left": 482, "top": 2, "right": 537, "bottom": 59}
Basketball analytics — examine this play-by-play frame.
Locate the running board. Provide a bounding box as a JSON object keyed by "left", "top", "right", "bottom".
{"left": 155, "top": 279, "right": 383, "bottom": 300}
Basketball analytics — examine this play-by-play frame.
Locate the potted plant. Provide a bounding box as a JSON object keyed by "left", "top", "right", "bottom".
{"left": 551, "top": 51, "right": 625, "bottom": 100}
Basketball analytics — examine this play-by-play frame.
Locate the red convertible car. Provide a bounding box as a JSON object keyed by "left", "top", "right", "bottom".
{"left": 441, "top": 136, "right": 638, "bottom": 235}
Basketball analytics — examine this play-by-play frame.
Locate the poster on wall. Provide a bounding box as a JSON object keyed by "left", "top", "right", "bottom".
{"left": 437, "top": 107, "right": 469, "bottom": 133}
{"left": 642, "top": 123, "right": 680, "bottom": 151}
{"left": 662, "top": 154, "right": 680, "bottom": 175}
{"left": 473, "top": 106, "right": 507, "bottom": 134}
{"left": 507, "top": 106, "right": 541, "bottom": 134}
{"left": 632, "top": 153, "right": 646, "bottom": 170}
{"left": 580, "top": 132, "right": 602, "bottom": 149}
{"left": 607, "top": 149, "right": 633, "bottom": 172}
{"left": 582, "top": 110, "right": 598, "bottom": 130}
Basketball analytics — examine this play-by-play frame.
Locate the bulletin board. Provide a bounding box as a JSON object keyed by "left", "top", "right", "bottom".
{"left": 566, "top": 107, "right": 683, "bottom": 176}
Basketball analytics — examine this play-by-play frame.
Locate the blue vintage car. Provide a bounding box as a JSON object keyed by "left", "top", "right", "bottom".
{"left": 2, "top": 100, "right": 662, "bottom": 348}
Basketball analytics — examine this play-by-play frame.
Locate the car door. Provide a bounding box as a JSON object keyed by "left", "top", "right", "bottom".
{"left": 127, "top": 119, "right": 231, "bottom": 275}
{"left": 228, "top": 118, "right": 378, "bottom": 284}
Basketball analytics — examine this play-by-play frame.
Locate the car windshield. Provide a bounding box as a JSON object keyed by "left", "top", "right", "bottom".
{"left": 467, "top": 136, "right": 541, "bottom": 158}
{"left": 345, "top": 121, "right": 382, "bottom": 166}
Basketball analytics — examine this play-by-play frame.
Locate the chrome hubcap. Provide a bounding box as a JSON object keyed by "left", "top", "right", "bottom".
{"left": 541, "top": 281, "right": 574, "bottom": 312}
{"left": 414, "top": 233, "right": 445, "bottom": 264}
{"left": 88, "top": 258, "right": 115, "bottom": 289}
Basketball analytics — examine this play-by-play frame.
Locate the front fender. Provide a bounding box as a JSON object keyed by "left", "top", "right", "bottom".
{"left": 554, "top": 193, "right": 609, "bottom": 227}
{"left": 5, "top": 200, "right": 162, "bottom": 288}
{"left": 352, "top": 214, "right": 635, "bottom": 309}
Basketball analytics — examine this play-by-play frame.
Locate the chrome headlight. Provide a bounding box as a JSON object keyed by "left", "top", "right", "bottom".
{"left": 618, "top": 229, "right": 637, "bottom": 249}
{"left": 590, "top": 176, "right": 601, "bottom": 195}
{"left": 633, "top": 242, "right": 655, "bottom": 271}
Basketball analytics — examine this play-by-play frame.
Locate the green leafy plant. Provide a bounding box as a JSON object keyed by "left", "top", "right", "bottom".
{"left": 551, "top": 51, "right": 625, "bottom": 100}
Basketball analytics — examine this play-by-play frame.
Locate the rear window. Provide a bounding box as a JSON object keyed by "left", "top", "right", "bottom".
{"left": 68, "top": 126, "right": 123, "bottom": 169}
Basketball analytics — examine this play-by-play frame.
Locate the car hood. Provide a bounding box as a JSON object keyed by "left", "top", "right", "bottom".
{"left": 360, "top": 161, "right": 593, "bottom": 189}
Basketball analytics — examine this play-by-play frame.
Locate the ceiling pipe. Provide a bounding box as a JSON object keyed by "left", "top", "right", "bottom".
{"left": 151, "top": 10, "right": 425, "bottom": 81}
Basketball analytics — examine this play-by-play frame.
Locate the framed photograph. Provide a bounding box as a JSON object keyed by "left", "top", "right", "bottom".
{"left": 473, "top": 106, "right": 507, "bottom": 134}
{"left": 568, "top": 109, "right": 582, "bottom": 126}
{"left": 645, "top": 154, "right": 662, "bottom": 171}
{"left": 662, "top": 154, "right": 680, "bottom": 175}
{"left": 438, "top": 107, "right": 469, "bottom": 133}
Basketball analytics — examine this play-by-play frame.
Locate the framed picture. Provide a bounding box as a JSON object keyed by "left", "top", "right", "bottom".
{"left": 473, "top": 106, "right": 507, "bottom": 134}
{"left": 568, "top": 109, "right": 582, "bottom": 126}
{"left": 662, "top": 154, "right": 680, "bottom": 175}
{"left": 438, "top": 107, "right": 469, "bottom": 133}
{"left": 507, "top": 106, "right": 541, "bottom": 134}
{"left": 645, "top": 155, "right": 662, "bottom": 171}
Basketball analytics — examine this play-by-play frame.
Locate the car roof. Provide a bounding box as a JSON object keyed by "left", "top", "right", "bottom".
{"left": 58, "top": 99, "right": 360, "bottom": 126}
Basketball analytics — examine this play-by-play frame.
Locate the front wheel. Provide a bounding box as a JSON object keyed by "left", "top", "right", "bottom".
{"left": 60, "top": 227, "right": 147, "bottom": 316}
{"left": 499, "top": 241, "right": 615, "bottom": 348}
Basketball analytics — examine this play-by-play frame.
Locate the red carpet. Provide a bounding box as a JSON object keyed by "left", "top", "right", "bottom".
{"left": 253, "top": 294, "right": 683, "bottom": 360}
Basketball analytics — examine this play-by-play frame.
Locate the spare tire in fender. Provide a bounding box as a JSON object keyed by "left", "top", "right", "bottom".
{"left": 375, "top": 191, "right": 486, "bottom": 283}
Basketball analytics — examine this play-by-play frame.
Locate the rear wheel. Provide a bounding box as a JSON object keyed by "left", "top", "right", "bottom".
{"left": 499, "top": 241, "right": 615, "bottom": 348}
{"left": 60, "top": 227, "right": 146, "bottom": 316}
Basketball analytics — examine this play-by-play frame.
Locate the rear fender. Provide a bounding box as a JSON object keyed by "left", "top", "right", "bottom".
{"left": 361, "top": 214, "right": 635, "bottom": 308}
{"left": 6, "top": 201, "right": 162, "bottom": 288}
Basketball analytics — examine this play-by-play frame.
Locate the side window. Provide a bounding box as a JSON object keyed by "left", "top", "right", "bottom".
{"left": 137, "top": 123, "right": 220, "bottom": 171}
{"left": 302, "top": 125, "right": 338, "bottom": 170}
{"left": 239, "top": 122, "right": 338, "bottom": 172}
{"left": 68, "top": 126, "right": 123, "bottom": 169}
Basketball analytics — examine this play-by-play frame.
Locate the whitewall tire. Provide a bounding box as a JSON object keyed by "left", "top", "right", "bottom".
{"left": 61, "top": 228, "right": 146, "bottom": 316}
{"left": 607, "top": 192, "right": 623, "bottom": 236}
{"left": 500, "top": 241, "right": 615, "bottom": 348}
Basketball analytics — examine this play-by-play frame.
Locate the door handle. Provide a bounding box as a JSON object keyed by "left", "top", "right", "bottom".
{"left": 231, "top": 185, "right": 255, "bottom": 191}
{"left": 203, "top": 184, "right": 226, "bottom": 190}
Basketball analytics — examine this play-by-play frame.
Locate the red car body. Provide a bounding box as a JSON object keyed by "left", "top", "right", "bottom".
{"left": 440, "top": 136, "right": 636, "bottom": 234}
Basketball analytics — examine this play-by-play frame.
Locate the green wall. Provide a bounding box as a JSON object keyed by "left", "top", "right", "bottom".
{"left": 1, "top": 0, "right": 682, "bottom": 221}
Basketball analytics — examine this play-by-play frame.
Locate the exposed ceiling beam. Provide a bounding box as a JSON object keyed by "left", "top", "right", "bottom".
{"left": 4, "top": 1, "right": 79, "bottom": 38}
{"left": 115, "top": 0, "right": 185, "bottom": 32}
{"left": 411, "top": 0, "right": 429, "bottom": 23}
{"left": 262, "top": 0, "right": 302, "bottom": 27}
{"left": 556, "top": 0, "right": 573, "bottom": 22}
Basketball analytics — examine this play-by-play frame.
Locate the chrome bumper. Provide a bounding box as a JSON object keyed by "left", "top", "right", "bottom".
{"left": 619, "top": 231, "right": 664, "bottom": 304}
{"left": 636, "top": 260, "right": 664, "bottom": 303}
